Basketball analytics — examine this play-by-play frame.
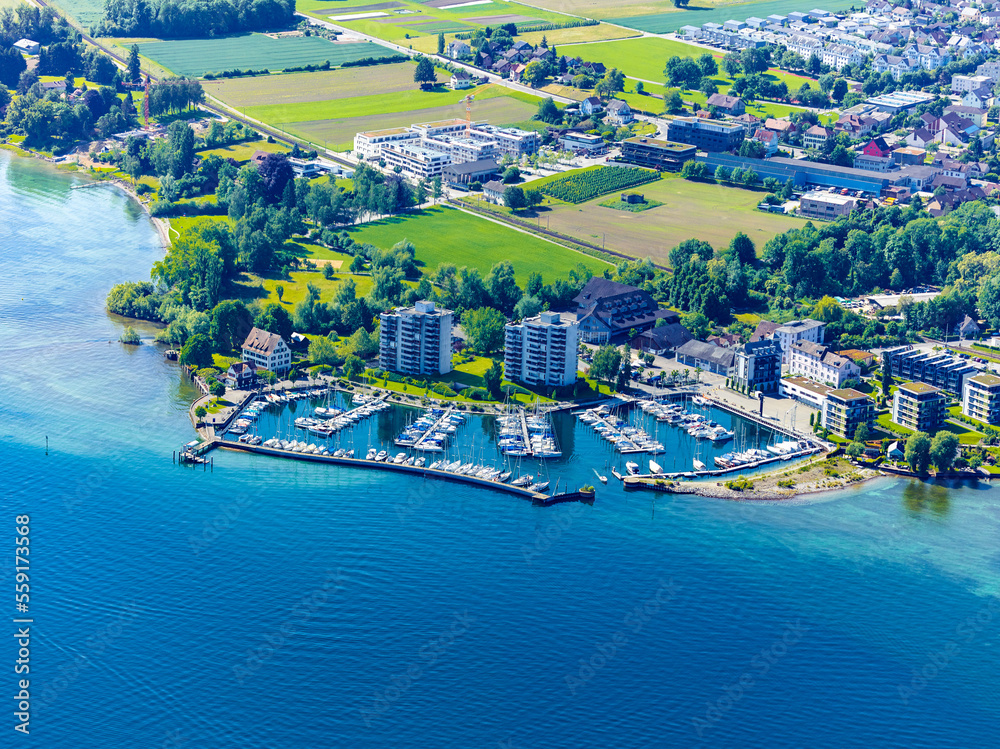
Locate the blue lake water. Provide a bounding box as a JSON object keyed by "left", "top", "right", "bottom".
{"left": 2, "top": 151, "right": 999, "bottom": 748}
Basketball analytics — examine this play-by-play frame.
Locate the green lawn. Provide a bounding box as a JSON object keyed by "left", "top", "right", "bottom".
{"left": 138, "top": 35, "right": 397, "bottom": 77}
{"left": 345, "top": 205, "right": 611, "bottom": 283}
{"left": 878, "top": 412, "right": 984, "bottom": 445}
{"left": 254, "top": 269, "right": 376, "bottom": 307}
{"left": 196, "top": 139, "right": 288, "bottom": 162}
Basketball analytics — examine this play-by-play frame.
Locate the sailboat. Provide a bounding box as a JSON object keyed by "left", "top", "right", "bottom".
{"left": 649, "top": 459, "right": 662, "bottom": 474}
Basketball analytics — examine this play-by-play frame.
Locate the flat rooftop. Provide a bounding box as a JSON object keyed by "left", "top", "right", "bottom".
{"left": 828, "top": 387, "right": 870, "bottom": 401}
{"left": 898, "top": 381, "right": 941, "bottom": 395}
{"left": 623, "top": 136, "right": 695, "bottom": 152}
{"left": 969, "top": 372, "right": 1000, "bottom": 387}
{"left": 782, "top": 375, "right": 833, "bottom": 397}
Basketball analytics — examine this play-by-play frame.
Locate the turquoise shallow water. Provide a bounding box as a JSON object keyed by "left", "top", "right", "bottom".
{"left": 1, "top": 151, "right": 999, "bottom": 748}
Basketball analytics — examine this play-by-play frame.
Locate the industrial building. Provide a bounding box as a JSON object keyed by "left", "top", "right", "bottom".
{"left": 664, "top": 117, "right": 746, "bottom": 152}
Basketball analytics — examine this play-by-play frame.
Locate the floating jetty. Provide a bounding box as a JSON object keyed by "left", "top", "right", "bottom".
{"left": 619, "top": 442, "right": 824, "bottom": 483}
{"left": 577, "top": 405, "right": 664, "bottom": 454}
{"left": 214, "top": 440, "right": 592, "bottom": 505}
{"left": 394, "top": 407, "right": 463, "bottom": 451}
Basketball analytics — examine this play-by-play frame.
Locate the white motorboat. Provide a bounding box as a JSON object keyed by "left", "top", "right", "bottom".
{"left": 625, "top": 461, "right": 640, "bottom": 475}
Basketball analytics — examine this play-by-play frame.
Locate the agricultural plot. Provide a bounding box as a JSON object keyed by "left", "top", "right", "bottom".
{"left": 608, "top": 0, "right": 850, "bottom": 33}
{"left": 539, "top": 166, "right": 660, "bottom": 204}
{"left": 202, "top": 63, "right": 430, "bottom": 108}
{"left": 47, "top": 0, "right": 105, "bottom": 27}
{"left": 237, "top": 83, "right": 538, "bottom": 151}
{"left": 137, "top": 35, "right": 397, "bottom": 77}
{"left": 536, "top": 176, "right": 799, "bottom": 265}
{"left": 345, "top": 206, "right": 610, "bottom": 282}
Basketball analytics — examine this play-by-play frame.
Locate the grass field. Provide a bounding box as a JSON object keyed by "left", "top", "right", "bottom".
{"left": 138, "top": 35, "right": 398, "bottom": 77}
{"left": 345, "top": 205, "right": 610, "bottom": 282}
{"left": 203, "top": 63, "right": 432, "bottom": 108}
{"left": 0, "top": 0, "right": 26, "bottom": 9}
{"left": 522, "top": 175, "right": 798, "bottom": 265}
{"left": 195, "top": 139, "right": 289, "bottom": 163}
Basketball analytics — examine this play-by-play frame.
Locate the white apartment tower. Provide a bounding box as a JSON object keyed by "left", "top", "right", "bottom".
{"left": 379, "top": 300, "right": 453, "bottom": 376}
{"left": 504, "top": 311, "right": 579, "bottom": 388}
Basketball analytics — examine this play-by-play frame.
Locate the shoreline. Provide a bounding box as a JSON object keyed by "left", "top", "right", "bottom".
{"left": 2, "top": 141, "right": 173, "bottom": 250}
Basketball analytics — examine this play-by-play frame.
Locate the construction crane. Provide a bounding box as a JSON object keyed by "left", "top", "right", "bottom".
{"left": 464, "top": 93, "right": 475, "bottom": 136}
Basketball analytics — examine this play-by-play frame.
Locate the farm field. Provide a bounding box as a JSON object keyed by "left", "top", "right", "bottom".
{"left": 235, "top": 83, "right": 539, "bottom": 151}
{"left": 533, "top": 175, "right": 799, "bottom": 264}
{"left": 47, "top": 0, "right": 104, "bottom": 27}
{"left": 202, "top": 63, "right": 433, "bottom": 108}
{"left": 137, "top": 35, "right": 398, "bottom": 77}
{"left": 539, "top": 166, "right": 659, "bottom": 203}
{"left": 607, "top": 0, "right": 850, "bottom": 32}
{"left": 0, "top": 0, "right": 25, "bottom": 9}
{"left": 298, "top": 0, "right": 571, "bottom": 47}
{"left": 344, "top": 205, "right": 611, "bottom": 282}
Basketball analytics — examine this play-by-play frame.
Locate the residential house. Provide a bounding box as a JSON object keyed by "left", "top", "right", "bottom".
{"left": 559, "top": 131, "right": 607, "bottom": 154}
{"left": 731, "top": 339, "right": 782, "bottom": 393}
{"left": 944, "top": 105, "right": 987, "bottom": 128}
{"left": 836, "top": 113, "right": 876, "bottom": 136}
{"left": 482, "top": 179, "right": 505, "bottom": 205}
{"left": 449, "top": 70, "right": 473, "bottom": 90}
{"left": 763, "top": 118, "right": 797, "bottom": 140}
{"left": 675, "top": 340, "right": 736, "bottom": 375}
{"left": 447, "top": 41, "right": 471, "bottom": 59}
{"left": 962, "top": 372, "right": 1000, "bottom": 424}
{"left": 803, "top": 125, "right": 832, "bottom": 149}
{"left": 751, "top": 128, "right": 780, "bottom": 155}
{"left": 787, "top": 340, "right": 861, "bottom": 387}
{"left": 963, "top": 86, "right": 993, "bottom": 109}
{"left": 224, "top": 361, "right": 257, "bottom": 390}
{"left": 605, "top": 99, "right": 633, "bottom": 125}
{"left": 241, "top": 327, "right": 292, "bottom": 374}
{"left": 887, "top": 441, "right": 905, "bottom": 461}
{"left": 955, "top": 314, "right": 981, "bottom": 338}
{"left": 892, "top": 381, "right": 946, "bottom": 432}
{"left": 574, "top": 277, "right": 676, "bottom": 343}
{"left": 750, "top": 320, "right": 781, "bottom": 342}
{"left": 905, "top": 127, "right": 936, "bottom": 148}
{"left": 706, "top": 93, "right": 746, "bottom": 115}
{"left": 580, "top": 97, "right": 604, "bottom": 117}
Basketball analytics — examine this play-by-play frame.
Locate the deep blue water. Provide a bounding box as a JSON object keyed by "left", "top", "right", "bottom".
{"left": 1, "top": 151, "right": 999, "bottom": 748}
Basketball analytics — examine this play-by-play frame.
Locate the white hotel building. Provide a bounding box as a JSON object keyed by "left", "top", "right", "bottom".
{"left": 504, "top": 311, "right": 579, "bottom": 388}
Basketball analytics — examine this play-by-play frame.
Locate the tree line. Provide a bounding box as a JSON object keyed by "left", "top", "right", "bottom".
{"left": 94, "top": 0, "right": 296, "bottom": 39}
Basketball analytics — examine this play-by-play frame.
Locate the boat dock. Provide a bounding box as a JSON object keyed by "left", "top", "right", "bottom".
{"left": 212, "top": 440, "right": 593, "bottom": 506}
{"left": 620, "top": 444, "right": 824, "bottom": 484}
{"left": 412, "top": 407, "right": 455, "bottom": 451}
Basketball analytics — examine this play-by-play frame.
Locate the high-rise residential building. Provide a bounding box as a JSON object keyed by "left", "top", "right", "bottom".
{"left": 891, "top": 381, "right": 946, "bottom": 433}
{"left": 883, "top": 347, "right": 977, "bottom": 394}
{"left": 504, "top": 311, "right": 579, "bottom": 388}
{"left": 379, "top": 301, "right": 453, "bottom": 376}
{"left": 962, "top": 372, "right": 1000, "bottom": 425}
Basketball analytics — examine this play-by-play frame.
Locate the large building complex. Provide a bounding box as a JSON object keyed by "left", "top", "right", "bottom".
{"left": 883, "top": 347, "right": 977, "bottom": 394}
{"left": 961, "top": 372, "right": 1000, "bottom": 425}
{"left": 798, "top": 191, "right": 860, "bottom": 221}
{"left": 573, "top": 278, "right": 676, "bottom": 343}
{"left": 664, "top": 117, "right": 746, "bottom": 152}
{"left": 504, "top": 311, "right": 579, "bottom": 388}
{"left": 379, "top": 300, "right": 453, "bottom": 376}
{"left": 618, "top": 137, "right": 696, "bottom": 171}
{"left": 354, "top": 119, "right": 538, "bottom": 179}
{"left": 891, "top": 381, "right": 946, "bottom": 433}
{"left": 822, "top": 388, "right": 874, "bottom": 439}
